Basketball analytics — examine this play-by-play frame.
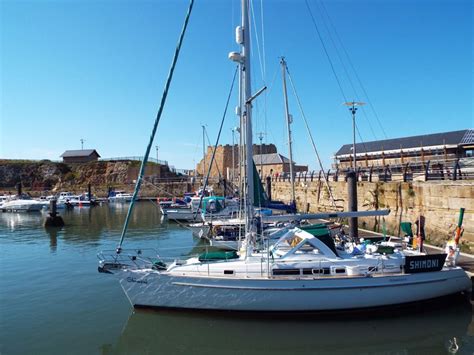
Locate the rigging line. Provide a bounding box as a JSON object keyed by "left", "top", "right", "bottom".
{"left": 204, "top": 128, "right": 222, "bottom": 179}
{"left": 260, "top": 0, "right": 266, "bottom": 79}
{"left": 260, "top": 0, "right": 267, "bottom": 142}
{"left": 318, "top": 0, "right": 388, "bottom": 139}
{"left": 314, "top": 0, "right": 377, "bottom": 140}
{"left": 285, "top": 65, "right": 338, "bottom": 209}
{"left": 355, "top": 122, "right": 369, "bottom": 155}
{"left": 306, "top": 0, "right": 371, "bottom": 148}
{"left": 194, "top": 66, "right": 239, "bottom": 219}
{"left": 304, "top": 0, "right": 348, "bottom": 103}
{"left": 250, "top": 0, "right": 265, "bottom": 83}
{"left": 117, "top": 0, "right": 194, "bottom": 251}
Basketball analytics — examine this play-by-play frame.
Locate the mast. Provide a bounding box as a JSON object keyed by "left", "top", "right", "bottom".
{"left": 242, "top": 0, "right": 254, "bottom": 215}
{"left": 280, "top": 57, "right": 296, "bottom": 205}
{"left": 202, "top": 125, "right": 206, "bottom": 177}
{"left": 230, "top": 0, "right": 254, "bottom": 231}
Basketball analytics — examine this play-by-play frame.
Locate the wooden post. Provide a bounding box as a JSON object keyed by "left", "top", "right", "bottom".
{"left": 403, "top": 162, "right": 410, "bottom": 182}
{"left": 369, "top": 165, "right": 373, "bottom": 182}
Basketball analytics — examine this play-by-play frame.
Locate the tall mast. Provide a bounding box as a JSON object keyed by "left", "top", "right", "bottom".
{"left": 229, "top": 0, "right": 254, "bottom": 233}
{"left": 280, "top": 57, "right": 295, "bottom": 205}
{"left": 242, "top": 0, "right": 254, "bottom": 212}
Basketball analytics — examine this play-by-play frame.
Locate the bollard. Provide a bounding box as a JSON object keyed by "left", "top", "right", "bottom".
{"left": 44, "top": 199, "right": 65, "bottom": 227}
{"left": 347, "top": 170, "right": 358, "bottom": 241}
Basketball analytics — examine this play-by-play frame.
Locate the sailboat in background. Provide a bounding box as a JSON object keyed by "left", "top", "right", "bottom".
{"left": 98, "top": 0, "right": 471, "bottom": 312}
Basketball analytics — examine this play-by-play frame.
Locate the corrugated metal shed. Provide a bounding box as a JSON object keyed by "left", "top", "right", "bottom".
{"left": 335, "top": 129, "right": 470, "bottom": 156}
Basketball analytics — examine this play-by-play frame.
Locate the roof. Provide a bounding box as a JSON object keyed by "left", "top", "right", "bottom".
{"left": 60, "top": 149, "right": 101, "bottom": 158}
{"left": 253, "top": 153, "right": 290, "bottom": 165}
{"left": 335, "top": 129, "right": 472, "bottom": 156}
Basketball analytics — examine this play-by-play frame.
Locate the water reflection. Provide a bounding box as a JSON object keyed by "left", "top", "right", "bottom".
{"left": 44, "top": 226, "right": 61, "bottom": 252}
{"left": 105, "top": 299, "right": 472, "bottom": 355}
{"left": 0, "top": 211, "right": 44, "bottom": 230}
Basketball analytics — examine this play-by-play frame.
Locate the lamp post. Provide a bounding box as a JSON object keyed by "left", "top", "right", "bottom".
{"left": 155, "top": 145, "right": 159, "bottom": 163}
{"left": 344, "top": 101, "right": 365, "bottom": 171}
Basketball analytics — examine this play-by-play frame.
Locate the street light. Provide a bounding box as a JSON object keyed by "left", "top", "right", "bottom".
{"left": 344, "top": 101, "right": 365, "bottom": 171}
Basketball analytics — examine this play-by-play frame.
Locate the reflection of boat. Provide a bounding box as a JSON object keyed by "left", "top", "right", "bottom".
{"left": 108, "top": 299, "right": 471, "bottom": 354}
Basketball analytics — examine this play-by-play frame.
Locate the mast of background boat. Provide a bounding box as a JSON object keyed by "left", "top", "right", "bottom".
{"left": 280, "top": 57, "right": 296, "bottom": 207}
{"left": 202, "top": 125, "right": 206, "bottom": 182}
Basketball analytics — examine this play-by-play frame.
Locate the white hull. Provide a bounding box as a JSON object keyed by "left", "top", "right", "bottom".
{"left": 117, "top": 268, "right": 470, "bottom": 311}
{"left": 163, "top": 208, "right": 203, "bottom": 222}
{"left": 1, "top": 200, "right": 43, "bottom": 212}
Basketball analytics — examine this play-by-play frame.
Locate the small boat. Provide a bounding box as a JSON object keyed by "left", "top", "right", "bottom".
{"left": 108, "top": 191, "right": 133, "bottom": 203}
{"left": 161, "top": 196, "right": 239, "bottom": 222}
{"left": 1, "top": 197, "right": 44, "bottom": 212}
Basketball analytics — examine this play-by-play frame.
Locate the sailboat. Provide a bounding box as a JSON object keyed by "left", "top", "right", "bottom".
{"left": 98, "top": 0, "right": 471, "bottom": 311}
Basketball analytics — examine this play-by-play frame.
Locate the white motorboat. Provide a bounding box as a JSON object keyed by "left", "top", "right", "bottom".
{"left": 1, "top": 198, "right": 44, "bottom": 212}
{"left": 108, "top": 191, "right": 133, "bottom": 203}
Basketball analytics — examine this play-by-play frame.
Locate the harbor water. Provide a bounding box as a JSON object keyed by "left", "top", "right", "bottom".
{"left": 1, "top": 203, "right": 473, "bottom": 354}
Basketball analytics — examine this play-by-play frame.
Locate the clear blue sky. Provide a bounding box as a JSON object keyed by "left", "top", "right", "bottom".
{"left": 1, "top": 0, "right": 472, "bottom": 170}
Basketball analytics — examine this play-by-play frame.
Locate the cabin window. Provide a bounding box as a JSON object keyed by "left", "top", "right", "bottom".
{"left": 224, "top": 270, "right": 234, "bottom": 275}
{"left": 273, "top": 269, "right": 300, "bottom": 276}
{"left": 303, "top": 268, "right": 330, "bottom": 275}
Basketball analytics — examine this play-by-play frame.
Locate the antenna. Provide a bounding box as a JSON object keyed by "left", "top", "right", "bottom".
{"left": 344, "top": 101, "right": 365, "bottom": 170}
{"left": 80, "top": 138, "right": 85, "bottom": 150}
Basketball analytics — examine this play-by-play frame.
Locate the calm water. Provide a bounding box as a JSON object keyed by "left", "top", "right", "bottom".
{"left": 0, "top": 203, "right": 473, "bottom": 355}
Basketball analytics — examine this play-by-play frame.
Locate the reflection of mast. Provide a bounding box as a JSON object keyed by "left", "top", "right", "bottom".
{"left": 280, "top": 57, "right": 295, "bottom": 206}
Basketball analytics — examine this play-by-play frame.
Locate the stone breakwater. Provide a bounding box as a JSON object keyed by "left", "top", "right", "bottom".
{"left": 271, "top": 180, "right": 474, "bottom": 253}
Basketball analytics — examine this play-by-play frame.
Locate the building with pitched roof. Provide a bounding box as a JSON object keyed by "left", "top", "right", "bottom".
{"left": 253, "top": 152, "right": 307, "bottom": 177}
{"left": 60, "top": 149, "right": 101, "bottom": 164}
{"left": 333, "top": 129, "right": 473, "bottom": 172}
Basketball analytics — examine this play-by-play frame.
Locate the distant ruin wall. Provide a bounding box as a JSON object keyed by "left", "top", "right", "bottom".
{"left": 271, "top": 180, "right": 474, "bottom": 253}
{"left": 196, "top": 144, "right": 277, "bottom": 177}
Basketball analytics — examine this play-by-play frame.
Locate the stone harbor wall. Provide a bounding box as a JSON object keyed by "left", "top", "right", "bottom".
{"left": 270, "top": 179, "right": 474, "bottom": 253}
